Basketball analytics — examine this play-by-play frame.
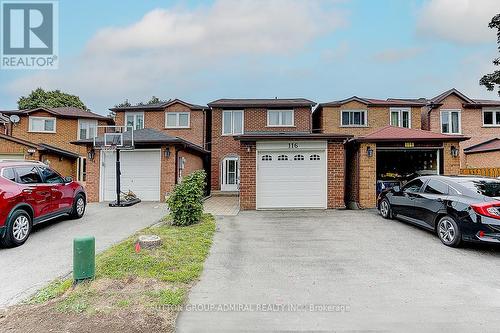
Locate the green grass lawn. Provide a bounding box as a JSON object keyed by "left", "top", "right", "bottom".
{"left": 28, "top": 213, "right": 216, "bottom": 314}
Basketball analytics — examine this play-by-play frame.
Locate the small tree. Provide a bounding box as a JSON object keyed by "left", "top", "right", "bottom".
{"left": 167, "top": 170, "right": 206, "bottom": 226}
{"left": 480, "top": 13, "right": 500, "bottom": 96}
{"left": 18, "top": 88, "right": 88, "bottom": 110}
{"left": 114, "top": 99, "right": 131, "bottom": 108}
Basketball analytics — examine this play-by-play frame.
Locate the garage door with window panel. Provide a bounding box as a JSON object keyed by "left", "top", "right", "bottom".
{"left": 100, "top": 149, "right": 161, "bottom": 201}
{"left": 256, "top": 141, "right": 327, "bottom": 209}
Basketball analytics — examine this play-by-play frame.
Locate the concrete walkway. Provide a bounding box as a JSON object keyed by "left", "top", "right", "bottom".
{"left": 177, "top": 210, "right": 500, "bottom": 332}
{"left": 203, "top": 196, "right": 239, "bottom": 216}
{"left": 0, "top": 202, "right": 168, "bottom": 307}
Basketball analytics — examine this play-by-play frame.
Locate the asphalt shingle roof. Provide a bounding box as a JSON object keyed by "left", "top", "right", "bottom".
{"left": 464, "top": 138, "right": 500, "bottom": 154}
{"left": 208, "top": 98, "right": 316, "bottom": 108}
{"left": 354, "top": 126, "right": 469, "bottom": 142}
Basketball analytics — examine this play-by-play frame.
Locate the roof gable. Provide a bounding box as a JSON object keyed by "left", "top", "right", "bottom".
{"left": 430, "top": 88, "right": 474, "bottom": 105}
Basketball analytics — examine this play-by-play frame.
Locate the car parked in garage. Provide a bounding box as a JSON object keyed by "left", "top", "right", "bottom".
{"left": 378, "top": 175, "right": 500, "bottom": 247}
{"left": 0, "top": 161, "right": 86, "bottom": 247}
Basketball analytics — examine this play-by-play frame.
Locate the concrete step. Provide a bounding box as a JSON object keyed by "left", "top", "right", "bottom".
{"left": 210, "top": 190, "right": 240, "bottom": 197}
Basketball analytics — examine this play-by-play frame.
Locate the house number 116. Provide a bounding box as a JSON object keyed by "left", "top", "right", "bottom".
{"left": 288, "top": 143, "right": 299, "bottom": 149}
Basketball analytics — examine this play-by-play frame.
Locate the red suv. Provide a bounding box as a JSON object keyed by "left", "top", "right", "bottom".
{"left": 0, "top": 161, "right": 86, "bottom": 247}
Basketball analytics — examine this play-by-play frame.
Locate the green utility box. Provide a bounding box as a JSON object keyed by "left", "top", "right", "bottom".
{"left": 73, "top": 236, "right": 95, "bottom": 282}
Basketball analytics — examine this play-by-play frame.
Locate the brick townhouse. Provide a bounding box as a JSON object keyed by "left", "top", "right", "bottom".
{"left": 418, "top": 88, "right": 500, "bottom": 169}
{"left": 207, "top": 98, "right": 350, "bottom": 210}
{"left": 74, "top": 99, "right": 209, "bottom": 203}
{"left": 314, "top": 96, "right": 467, "bottom": 209}
{"left": 0, "top": 107, "right": 112, "bottom": 180}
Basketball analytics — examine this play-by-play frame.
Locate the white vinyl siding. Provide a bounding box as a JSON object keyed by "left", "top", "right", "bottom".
{"left": 440, "top": 110, "right": 461, "bottom": 134}
{"left": 78, "top": 119, "right": 97, "bottom": 139}
{"left": 125, "top": 112, "right": 144, "bottom": 130}
{"left": 482, "top": 109, "right": 500, "bottom": 127}
{"left": 390, "top": 108, "right": 411, "bottom": 128}
{"left": 165, "top": 112, "right": 190, "bottom": 128}
{"left": 341, "top": 110, "right": 367, "bottom": 127}
{"left": 222, "top": 110, "right": 244, "bottom": 135}
{"left": 29, "top": 116, "right": 56, "bottom": 133}
{"left": 267, "top": 110, "right": 294, "bottom": 127}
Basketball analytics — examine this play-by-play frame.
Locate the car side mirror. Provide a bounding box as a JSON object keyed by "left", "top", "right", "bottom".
{"left": 64, "top": 176, "right": 73, "bottom": 183}
{"left": 393, "top": 186, "right": 400, "bottom": 193}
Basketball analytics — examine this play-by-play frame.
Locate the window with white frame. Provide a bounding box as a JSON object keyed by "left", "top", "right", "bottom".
{"left": 483, "top": 109, "right": 500, "bottom": 126}
{"left": 78, "top": 119, "right": 97, "bottom": 139}
{"left": 341, "top": 110, "right": 367, "bottom": 126}
{"left": 165, "top": 112, "right": 190, "bottom": 128}
{"left": 441, "top": 110, "right": 461, "bottom": 134}
{"left": 390, "top": 108, "right": 411, "bottom": 128}
{"left": 29, "top": 116, "right": 56, "bottom": 133}
{"left": 125, "top": 112, "right": 144, "bottom": 130}
{"left": 77, "top": 157, "right": 87, "bottom": 182}
{"left": 222, "top": 110, "right": 244, "bottom": 135}
{"left": 267, "top": 110, "right": 294, "bottom": 126}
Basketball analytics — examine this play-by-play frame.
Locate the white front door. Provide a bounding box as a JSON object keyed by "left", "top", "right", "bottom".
{"left": 221, "top": 157, "right": 239, "bottom": 191}
{"left": 100, "top": 149, "right": 161, "bottom": 201}
{"left": 256, "top": 141, "right": 327, "bottom": 209}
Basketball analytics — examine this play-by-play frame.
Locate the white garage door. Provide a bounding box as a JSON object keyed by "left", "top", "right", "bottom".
{"left": 256, "top": 141, "right": 327, "bottom": 209}
{"left": 0, "top": 153, "right": 24, "bottom": 160}
{"left": 100, "top": 149, "right": 161, "bottom": 201}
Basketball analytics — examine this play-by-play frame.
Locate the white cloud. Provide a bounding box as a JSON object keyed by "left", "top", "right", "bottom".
{"left": 416, "top": 0, "right": 500, "bottom": 44}
{"left": 6, "top": 0, "right": 347, "bottom": 112}
{"left": 372, "top": 47, "right": 424, "bottom": 63}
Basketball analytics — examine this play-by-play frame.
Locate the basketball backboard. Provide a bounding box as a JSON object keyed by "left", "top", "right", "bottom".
{"left": 93, "top": 125, "right": 134, "bottom": 150}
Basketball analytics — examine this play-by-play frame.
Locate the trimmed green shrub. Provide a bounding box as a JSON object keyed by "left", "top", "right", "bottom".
{"left": 167, "top": 170, "right": 206, "bottom": 226}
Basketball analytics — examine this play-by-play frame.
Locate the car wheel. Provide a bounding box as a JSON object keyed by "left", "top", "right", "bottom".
{"left": 0, "top": 210, "right": 32, "bottom": 247}
{"left": 437, "top": 216, "right": 461, "bottom": 247}
{"left": 70, "top": 194, "right": 86, "bottom": 219}
{"left": 379, "top": 198, "right": 392, "bottom": 219}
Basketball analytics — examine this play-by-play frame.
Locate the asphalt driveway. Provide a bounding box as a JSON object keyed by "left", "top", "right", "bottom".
{"left": 0, "top": 202, "right": 167, "bottom": 308}
{"left": 177, "top": 209, "right": 500, "bottom": 332}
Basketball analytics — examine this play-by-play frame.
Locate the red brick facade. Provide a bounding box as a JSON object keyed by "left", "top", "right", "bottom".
{"left": 115, "top": 102, "right": 207, "bottom": 147}
{"left": 210, "top": 106, "right": 312, "bottom": 191}
{"left": 423, "top": 94, "right": 500, "bottom": 167}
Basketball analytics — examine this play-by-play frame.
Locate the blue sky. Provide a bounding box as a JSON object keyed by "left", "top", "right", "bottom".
{"left": 1, "top": 0, "right": 499, "bottom": 115}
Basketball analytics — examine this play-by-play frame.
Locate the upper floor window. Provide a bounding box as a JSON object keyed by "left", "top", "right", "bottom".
{"left": 125, "top": 112, "right": 144, "bottom": 130}
{"left": 78, "top": 119, "right": 97, "bottom": 139}
{"left": 166, "top": 112, "right": 190, "bottom": 128}
{"left": 441, "top": 110, "right": 461, "bottom": 134}
{"left": 390, "top": 108, "right": 411, "bottom": 128}
{"left": 29, "top": 116, "right": 56, "bottom": 133}
{"left": 222, "top": 110, "right": 243, "bottom": 135}
{"left": 483, "top": 109, "right": 500, "bottom": 127}
{"left": 341, "top": 110, "right": 367, "bottom": 127}
{"left": 267, "top": 110, "right": 294, "bottom": 127}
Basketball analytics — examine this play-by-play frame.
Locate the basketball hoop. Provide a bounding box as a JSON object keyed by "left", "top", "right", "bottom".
{"left": 102, "top": 144, "right": 117, "bottom": 152}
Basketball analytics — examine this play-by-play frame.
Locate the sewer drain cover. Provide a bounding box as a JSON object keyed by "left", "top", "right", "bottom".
{"left": 138, "top": 235, "right": 162, "bottom": 249}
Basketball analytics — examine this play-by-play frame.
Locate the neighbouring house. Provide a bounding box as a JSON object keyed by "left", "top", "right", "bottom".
{"left": 0, "top": 107, "right": 113, "bottom": 180}
{"left": 73, "top": 128, "right": 209, "bottom": 203}
{"left": 314, "top": 97, "right": 468, "bottom": 209}
{"left": 110, "top": 98, "right": 209, "bottom": 148}
{"left": 313, "top": 96, "right": 426, "bottom": 136}
{"left": 463, "top": 138, "right": 500, "bottom": 168}
{"left": 207, "top": 98, "right": 351, "bottom": 210}
{"left": 420, "top": 88, "right": 500, "bottom": 168}
{"left": 0, "top": 133, "right": 80, "bottom": 177}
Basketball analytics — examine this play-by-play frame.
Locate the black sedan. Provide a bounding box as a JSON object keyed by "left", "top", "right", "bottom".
{"left": 377, "top": 175, "right": 500, "bottom": 247}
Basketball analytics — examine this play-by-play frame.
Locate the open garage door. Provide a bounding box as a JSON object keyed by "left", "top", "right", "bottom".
{"left": 100, "top": 149, "right": 161, "bottom": 201}
{"left": 256, "top": 141, "right": 327, "bottom": 209}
